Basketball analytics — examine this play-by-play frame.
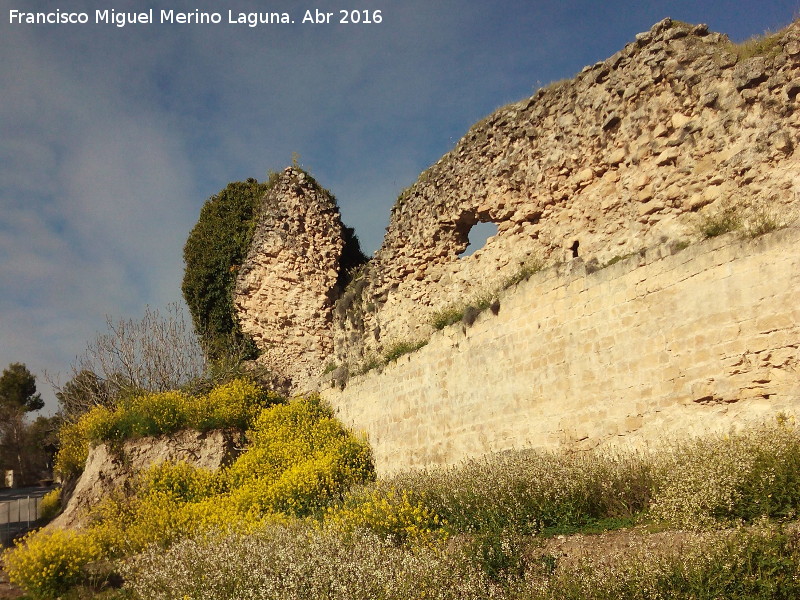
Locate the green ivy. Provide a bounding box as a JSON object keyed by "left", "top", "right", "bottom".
{"left": 182, "top": 177, "right": 277, "bottom": 360}
{"left": 182, "top": 169, "right": 368, "bottom": 363}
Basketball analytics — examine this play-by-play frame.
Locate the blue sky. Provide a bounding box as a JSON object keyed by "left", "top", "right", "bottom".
{"left": 1, "top": 0, "right": 798, "bottom": 413}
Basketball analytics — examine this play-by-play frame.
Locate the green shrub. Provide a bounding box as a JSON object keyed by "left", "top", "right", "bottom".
{"left": 651, "top": 419, "right": 800, "bottom": 528}
{"left": 182, "top": 171, "right": 367, "bottom": 363}
{"left": 39, "top": 488, "right": 62, "bottom": 522}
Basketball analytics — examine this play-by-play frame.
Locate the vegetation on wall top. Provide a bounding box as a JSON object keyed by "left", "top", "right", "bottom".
{"left": 183, "top": 168, "right": 368, "bottom": 365}
{"left": 182, "top": 176, "right": 278, "bottom": 361}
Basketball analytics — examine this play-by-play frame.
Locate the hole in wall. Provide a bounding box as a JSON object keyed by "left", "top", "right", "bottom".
{"left": 570, "top": 240, "right": 580, "bottom": 258}
{"left": 460, "top": 221, "right": 499, "bottom": 258}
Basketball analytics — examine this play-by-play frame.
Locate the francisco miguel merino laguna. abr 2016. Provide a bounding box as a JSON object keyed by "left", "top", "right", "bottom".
{"left": 8, "top": 9, "right": 293, "bottom": 27}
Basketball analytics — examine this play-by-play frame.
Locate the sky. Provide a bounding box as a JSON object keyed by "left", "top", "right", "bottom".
{"left": 1, "top": 0, "right": 798, "bottom": 414}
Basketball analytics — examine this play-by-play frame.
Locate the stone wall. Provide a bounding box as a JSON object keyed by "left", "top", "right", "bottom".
{"left": 331, "top": 18, "right": 800, "bottom": 369}
{"left": 322, "top": 227, "right": 800, "bottom": 475}
{"left": 231, "top": 20, "right": 799, "bottom": 467}
{"left": 235, "top": 168, "right": 348, "bottom": 391}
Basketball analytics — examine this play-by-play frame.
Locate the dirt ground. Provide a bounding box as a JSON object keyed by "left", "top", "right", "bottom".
{"left": 0, "top": 567, "right": 24, "bottom": 600}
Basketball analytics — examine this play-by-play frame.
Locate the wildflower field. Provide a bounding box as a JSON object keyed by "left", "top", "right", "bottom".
{"left": 4, "top": 381, "right": 800, "bottom": 599}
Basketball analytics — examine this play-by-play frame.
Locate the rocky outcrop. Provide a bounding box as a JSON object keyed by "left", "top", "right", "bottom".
{"left": 234, "top": 168, "right": 363, "bottom": 392}
{"left": 330, "top": 18, "right": 800, "bottom": 370}
{"left": 52, "top": 429, "right": 241, "bottom": 529}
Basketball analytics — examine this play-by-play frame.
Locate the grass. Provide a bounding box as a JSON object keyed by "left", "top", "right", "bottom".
{"left": 352, "top": 255, "right": 547, "bottom": 376}
{"left": 430, "top": 257, "right": 543, "bottom": 333}
{"left": 358, "top": 354, "right": 382, "bottom": 374}
{"left": 383, "top": 340, "right": 428, "bottom": 363}
{"left": 727, "top": 29, "right": 784, "bottom": 60}
{"left": 322, "top": 361, "right": 338, "bottom": 375}
{"left": 672, "top": 239, "right": 690, "bottom": 252}
{"left": 354, "top": 339, "right": 428, "bottom": 376}
{"left": 123, "top": 417, "right": 800, "bottom": 599}
{"left": 430, "top": 295, "right": 496, "bottom": 331}
{"left": 121, "top": 520, "right": 800, "bottom": 599}
{"left": 587, "top": 252, "right": 642, "bottom": 274}
{"left": 697, "top": 207, "right": 742, "bottom": 238}
{"left": 742, "top": 205, "right": 791, "bottom": 238}
{"left": 524, "top": 522, "right": 800, "bottom": 600}
{"left": 539, "top": 515, "right": 638, "bottom": 538}
{"left": 430, "top": 306, "right": 465, "bottom": 331}
{"left": 697, "top": 204, "right": 795, "bottom": 240}
{"left": 11, "top": 417, "right": 800, "bottom": 599}
{"left": 600, "top": 253, "right": 635, "bottom": 269}
{"left": 502, "top": 256, "right": 545, "bottom": 288}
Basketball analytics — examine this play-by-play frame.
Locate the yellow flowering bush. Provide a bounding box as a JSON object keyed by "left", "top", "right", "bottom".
{"left": 15, "top": 387, "right": 374, "bottom": 598}
{"left": 52, "top": 420, "right": 85, "bottom": 480}
{"left": 224, "top": 395, "right": 374, "bottom": 517}
{"left": 3, "top": 529, "right": 102, "bottom": 598}
{"left": 77, "top": 404, "right": 117, "bottom": 441}
{"left": 326, "top": 486, "right": 447, "bottom": 545}
{"left": 115, "top": 390, "right": 189, "bottom": 437}
{"left": 39, "top": 488, "right": 62, "bottom": 522}
{"left": 140, "top": 460, "right": 221, "bottom": 503}
{"left": 90, "top": 489, "right": 203, "bottom": 555}
{"left": 190, "top": 378, "right": 273, "bottom": 430}
{"left": 82, "top": 395, "right": 372, "bottom": 550}
{"left": 54, "top": 378, "right": 277, "bottom": 479}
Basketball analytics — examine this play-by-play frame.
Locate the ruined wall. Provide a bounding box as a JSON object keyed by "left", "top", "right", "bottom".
{"left": 322, "top": 227, "right": 800, "bottom": 474}
{"left": 231, "top": 20, "right": 800, "bottom": 465}
{"left": 332, "top": 18, "right": 800, "bottom": 369}
{"left": 235, "top": 168, "right": 347, "bottom": 391}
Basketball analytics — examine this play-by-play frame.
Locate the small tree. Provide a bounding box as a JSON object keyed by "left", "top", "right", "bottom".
{"left": 21, "top": 416, "right": 59, "bottom": 482}
{"left": 54, "top": 370, "right": 110, "bottom": 421}
{"left": 0, "top": 363, "right": 45, "bottom": 483}
{"left": 55, "top": 303, "right": 207, "bottom": 420}
{"left": 0, "top": 363, "right": 44, "bottom": 412}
